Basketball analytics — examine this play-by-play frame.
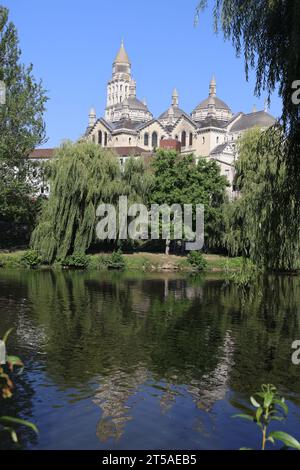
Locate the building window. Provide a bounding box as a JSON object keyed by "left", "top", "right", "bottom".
{"left": 181, "top": 131, "right": 186, "bottom": 147}
{"left": 104, "top": 132, "right": 108, "bottom": 146}
{"left": 189, "top": 132, "right": 193, "bottom": 146}
{"left": 120, "top": 85, "right": 123, "bottom": 91}
{"left": 92, "top": 135, "right": 95, "bottom": 143}
{"left": 152, "top": 132, "right": 158, "bottom": 148}
{"left": 216, "top": 136, "right": 219, "bottom": 144}
{"left": 175, "top": 135, "right": 178, "bottom": 140}
{"left": 144, "top": 133, "right": 149, "bottom": 146}
{"left": 129, "top": 137, "right": 131, "bottom": 144}
{"left": 202, "top": 136, "right": 205, "bottom": 144}
{"left": 98, "top": 130, "right": 102, "bottom": 145}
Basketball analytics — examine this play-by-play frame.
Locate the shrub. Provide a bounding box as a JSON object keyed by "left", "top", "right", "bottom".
{"left": 20, "top": 250, "right": 42, "bottom": 268}
{"left": 61, "top": 253, "right": 90, "bottom": 269}
{"left": 233, "top": 384, "right": 300, "bottom": 450}
{"left": 105, "top": 250, "right": 126, "bottom": 270}
{"left": 187, "top": 251, "right": 207, "bottom": 271}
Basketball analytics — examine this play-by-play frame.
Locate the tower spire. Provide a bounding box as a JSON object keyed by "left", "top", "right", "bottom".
{"left": 172, "top": 88, "right": 179, "bottom": 107}
{"left": 114, "top": 40, "right": 130, "bottom": 64}
{"left": 209, "top": 75, "right": 216, "bottom": 97}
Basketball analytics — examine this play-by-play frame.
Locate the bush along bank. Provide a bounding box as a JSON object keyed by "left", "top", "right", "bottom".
{"left": 0, "top": 249, "right": 244, "bottom": 273}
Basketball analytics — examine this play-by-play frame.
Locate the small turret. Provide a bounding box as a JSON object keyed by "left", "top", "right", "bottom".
{"left": 89, "top": 107, "right": 96, "bottom": 127}
{"left": 209, "top": 75, "right": 216, "bottom": 97}
{"left": 172, "top": 88, "right": 179, "bottom": 107}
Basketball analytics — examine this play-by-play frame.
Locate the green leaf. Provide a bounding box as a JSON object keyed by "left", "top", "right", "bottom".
{"left": 2, "top": 328, "right": 14, "bottom": 344}
{"left": 232, "top": 413, "right": 254, "bottom": 422}
{"left": 250, "top": 396, "right": 260, "bottom": 408}
{"left": 255, "top": 407, "right": 263, "bottom": 423}
{"left": 263, "top": 392, "right": 273, "bottom": 408}
{"left": 0, "top": 416, "right": 38, "bottom": 434}
{"left": 1, "top": 426, "right": 18, "bottom": 443}
{"left": 269, "top": 431, "right": 300, "bottom": 450}
{"left": 273, "top": 399, "right": 288, "bottom": 415}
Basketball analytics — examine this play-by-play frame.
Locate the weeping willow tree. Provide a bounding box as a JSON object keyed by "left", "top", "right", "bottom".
{"left": 196, "top": 0, "right": 300, "bottom": 270}
{"left": 224, "top": 128, "right": 300, "bottom": 271}
{"left": 31, "top": 141, "right": 152, "bottom": 263}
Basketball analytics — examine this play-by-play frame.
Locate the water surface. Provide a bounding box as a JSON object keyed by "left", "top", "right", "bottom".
{"left": 0, "top": 269, "right": 300, "bottom": 449}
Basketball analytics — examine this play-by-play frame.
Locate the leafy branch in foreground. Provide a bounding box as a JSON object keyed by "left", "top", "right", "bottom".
{"left": 0, "top": 328, "right": 38, "bottom": 443}
{"left": 233, "top": 384, "right": 300, "bottom": 450}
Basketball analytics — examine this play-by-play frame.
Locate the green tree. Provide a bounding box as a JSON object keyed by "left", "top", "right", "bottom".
{"left": 0, "top": 6, "right": 47, "bottom": 244}
{"left": 224, "top": 128, "right": 299, "bottom": 271}
{"left": 150, "top": 150, "right": 228, "bottom": 253}
{"left": 31, "top": 141, "right": 151, "bottom": 263}
{"left": 196, "top": 0, "right": 300, "bottom": 270}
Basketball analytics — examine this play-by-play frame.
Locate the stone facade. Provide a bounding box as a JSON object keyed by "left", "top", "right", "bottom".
{"left": 84, "top": 42, "right": 276, "bottom": 195}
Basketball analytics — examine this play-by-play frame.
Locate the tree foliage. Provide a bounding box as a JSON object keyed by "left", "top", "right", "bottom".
{"left": 196, "top": 0, "right": 300, "bottom": 269}
{"left": 0, "top": 5, "right": 47, "bottom": 243}
{"left": 150, "top": 150, "right": 228, "bottom": 250}
{"left": 31, "top": 141, "right": 151, "bottom": 263}
{"left": 225, "top": 128, "right": 300, "bottom": 271}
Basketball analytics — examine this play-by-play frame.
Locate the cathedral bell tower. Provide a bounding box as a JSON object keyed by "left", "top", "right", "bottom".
{"left": 105, "top": 41, "right": 132, "bottom": 121}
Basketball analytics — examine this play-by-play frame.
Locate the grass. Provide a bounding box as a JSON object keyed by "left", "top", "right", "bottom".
{"left": 0, "top": 249, "right": 243, "bottom": 273}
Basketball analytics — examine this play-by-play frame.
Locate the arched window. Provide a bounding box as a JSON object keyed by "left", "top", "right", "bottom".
{"left": 216, "top": 136, "right": 219, "bottom": 144}
{"left": 144, "top": 133, "right": 149, "bottom": 146}
{"left": 98, "top": 130, "right": 102, "bottom": 145}
{"left": 181, "top": 131, "right": 186, "bottom": 147}
{"left": 129, "top": 137, "right": 132, "bottom": 144}
{"left": 175, "top": 135, "right": 178, "bottom": 140}
{"left": 202, "top": 136, "right": 205, "bottom": 144}
{"left": 104, "top": 132, "right": 108, "bottom": 146}
{"left": 189, "top": 132, "right": 193, "bottom": 146}
{"left": 152, "top": 132, "right": 158, "bottom": 148}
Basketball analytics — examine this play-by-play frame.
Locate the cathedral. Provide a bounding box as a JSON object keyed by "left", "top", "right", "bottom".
{"left": 29, "top": 41, "right": 276, "bottom": 198}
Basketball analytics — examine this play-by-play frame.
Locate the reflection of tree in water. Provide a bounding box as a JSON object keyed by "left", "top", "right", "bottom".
{"left": 2, "top": 269, "right": 300, "bottom": 445}
{"left": 93, "top": 365, "right": 148, "bottom": 442}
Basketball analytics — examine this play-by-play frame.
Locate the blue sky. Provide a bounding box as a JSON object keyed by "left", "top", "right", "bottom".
{"left": 3, "top": 0, "right": 282, "bottom": 148}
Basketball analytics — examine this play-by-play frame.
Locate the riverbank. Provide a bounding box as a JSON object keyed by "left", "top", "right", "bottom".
{"left": 0, "top": 250, "right": 243, "bottom": 272}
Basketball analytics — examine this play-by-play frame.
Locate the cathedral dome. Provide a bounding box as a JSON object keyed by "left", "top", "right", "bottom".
{"left": 159, "top": 106, "right": 189, "bottom": 120}
{"left": 127, "top": 97, "right": 149, "bottom": 111}
{"left": 158, "top": 89, "right": 189, "bottom": 125}
{"left": 193, "top": 96, "right": 231, "bottom": 113}
{"left": 191, "top": 76, "right": 233, "bottom": 124}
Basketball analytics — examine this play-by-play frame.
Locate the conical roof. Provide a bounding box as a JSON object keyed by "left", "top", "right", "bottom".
{"left": 114, "top": 40, "right": 130, "bottom": 64}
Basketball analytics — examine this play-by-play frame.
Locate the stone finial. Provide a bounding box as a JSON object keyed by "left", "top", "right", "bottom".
{"left": 89, "top": 107, "right": 96, "bottom": 127}
{"left": 172, "top": 88, "right": 179, "bottom": 107}
{"left": 209, "top": 75, "right": 216, "bottom": 97}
